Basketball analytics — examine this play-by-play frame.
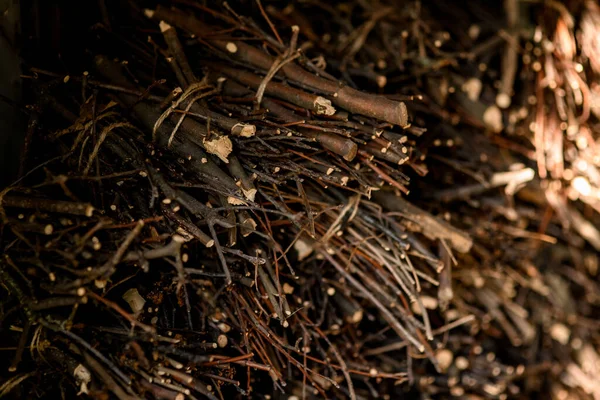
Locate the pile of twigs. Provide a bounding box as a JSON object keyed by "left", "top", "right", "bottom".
{"left": 1, "top": 1, "right": 599, "bottom": 399}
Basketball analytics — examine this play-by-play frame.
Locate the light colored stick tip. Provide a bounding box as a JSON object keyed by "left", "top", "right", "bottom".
{"left": 435, "top": 349, "right": 454, "bottom": 372}
{"left": 294, "top": 238, "right": 313, "bottom": 261}
{"left": 203, "top": 136, "right": 232, "bottom": 163}
{"left": 483, "top": 105, "right": 504, "bottom": 133}
{"left": 397, "top": 101, "right": 409, "bottom": 128}
{"left": 205, "top": 239, "right": 215, "bottom": 248}
{"left": 123, "top": 288, "right": 146, "bottom": 314}
{"left": 217, "top": 334, "right": 228, "bottom": 348}
{"left": 283, "top": 283, "right": 294, "bottom": 294}
{"left": 242, "top": 187, "right": 257, "bottom": 202}
{"left": 348, "top": 309, "right": 364, "bottom": 324}
{"left": 313, "top": 96, "right": 336, "bottom": 115}
{"left": 226, "top": 42, "right": 238, "bottom": 53}
{"left": 343, "top": 143, "right": 358, "bottom": 162}
{"left": 240, "top": 125, "right": 256, "bottom": 137}
{"left": 462, "top": 78, "right": 482, "bottom": 101}
{"left": 550, "top": 323, "right": 570, "bottom": 345}
{"left": 231, "top": 123, "right": 256, "bottom": 137}
{"left": 159, "top": 21, "right": 172, "bottom": 33}
{"left": 496, "top": 92, "right": 511, "bottom": 109}
{"left": 144, "top": 9, "right": 155, "bottom": 18}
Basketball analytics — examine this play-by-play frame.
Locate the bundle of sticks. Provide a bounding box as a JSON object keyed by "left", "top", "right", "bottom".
{"left": 1, "top": 0, "right": 599, "bottom": 399}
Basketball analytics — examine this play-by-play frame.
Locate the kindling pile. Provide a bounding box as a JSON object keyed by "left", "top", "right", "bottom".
{"left": 1, "top": 1, "right": 599, "bottom": 399}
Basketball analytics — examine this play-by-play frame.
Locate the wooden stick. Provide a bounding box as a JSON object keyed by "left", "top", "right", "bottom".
{"left": 373, "top": 192, "right": 473, "bottom": 253}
